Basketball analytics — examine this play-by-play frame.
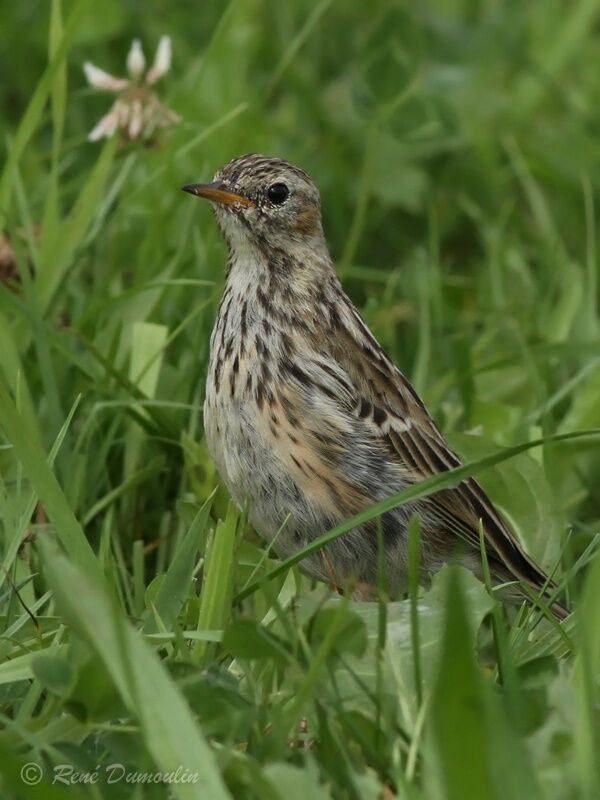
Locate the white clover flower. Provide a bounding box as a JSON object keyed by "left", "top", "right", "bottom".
{"left": 84, "top": 36, "right": 180, "bottom": 143}
{"left": 146, "top": 36, "right": 172, "bottom": 85}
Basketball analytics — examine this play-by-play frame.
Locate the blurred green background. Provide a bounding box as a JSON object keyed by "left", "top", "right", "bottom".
{"left": 0, "top": 1, "right": 599, "bottom": 798}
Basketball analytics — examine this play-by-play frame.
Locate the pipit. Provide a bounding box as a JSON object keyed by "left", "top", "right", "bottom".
{"left": 183, "top": 154, "right": 567, "bottom": 618}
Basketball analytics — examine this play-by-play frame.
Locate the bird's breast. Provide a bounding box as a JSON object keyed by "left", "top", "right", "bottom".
{"left": 203, "top": 295, "right": 298, "bottom": 531}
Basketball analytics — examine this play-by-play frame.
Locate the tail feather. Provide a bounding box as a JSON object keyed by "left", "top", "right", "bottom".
{"left": 463, "top": 479, "right": 569, "bottom": 620}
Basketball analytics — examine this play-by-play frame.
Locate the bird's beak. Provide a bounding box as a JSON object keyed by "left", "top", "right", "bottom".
{"left": 182, "top": 181, "right": 256, "bottom": 208}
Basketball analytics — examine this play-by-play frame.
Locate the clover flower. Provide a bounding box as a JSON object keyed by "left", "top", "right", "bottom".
{"left": 84, "top": 36, "right": 180, "bottom": 142}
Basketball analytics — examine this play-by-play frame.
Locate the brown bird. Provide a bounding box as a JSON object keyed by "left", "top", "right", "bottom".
{"left": 183, "top": 154, "right": 567, "bottom": 618}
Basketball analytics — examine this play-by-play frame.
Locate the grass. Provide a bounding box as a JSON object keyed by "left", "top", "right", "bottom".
{"left": 0, "top": 0, "right": 599, "bottom": 797}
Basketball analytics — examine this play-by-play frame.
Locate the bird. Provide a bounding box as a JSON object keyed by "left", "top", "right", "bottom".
{"left": 183, "top": 154, "right": 568, "bottom": 619}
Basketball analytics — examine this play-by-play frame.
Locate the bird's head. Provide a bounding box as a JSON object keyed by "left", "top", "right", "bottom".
{"left": 183, "top": 154, "right": 326, "bottom": 258}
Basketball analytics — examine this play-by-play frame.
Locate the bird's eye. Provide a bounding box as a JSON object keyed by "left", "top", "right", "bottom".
{"left": 267, "top": 182, "right": 290, "bottom": 205}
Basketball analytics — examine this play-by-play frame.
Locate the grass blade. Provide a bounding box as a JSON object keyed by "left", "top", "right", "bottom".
{"left": 0, "top": 379, "right": 100, "bottom": 582}
{"left": 38, "top": 539, "right": 231, "bottom": 800}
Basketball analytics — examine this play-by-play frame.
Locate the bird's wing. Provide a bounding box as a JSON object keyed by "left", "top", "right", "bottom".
{"left": 321, "top": 295, "right": 561, "bottom": 603}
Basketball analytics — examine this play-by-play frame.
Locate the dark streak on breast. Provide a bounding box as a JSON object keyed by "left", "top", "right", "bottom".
{"left": 290, "top": 453, "right": 307, "bottom": 475}
{"left": 240, "top": 301, "right": 248, "bottom": 337}
{"left": 255, "top": 383, "right": 264, "bottom": 409}
{"left": 372, "top": 405, "right": 387, "bottom": 426}
{"left": 280, "top": 394, "right": 301, "bottom": 427}
{"left": 284, "top": 361, "right": 312, "bottom": 388}
{"left": 256, "top": 286, "right": 270, "bottom": 312}
{"left": 358, "top": 398, "right": 371, "bottom": 418}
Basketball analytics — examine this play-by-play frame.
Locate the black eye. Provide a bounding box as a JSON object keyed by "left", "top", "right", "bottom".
{"left": 267, "top": 182, "right": 290, "bottom": 205}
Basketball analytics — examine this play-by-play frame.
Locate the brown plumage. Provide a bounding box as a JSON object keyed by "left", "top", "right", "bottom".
{"left": 183, "top": 154, "right": 568, "bottom": 618}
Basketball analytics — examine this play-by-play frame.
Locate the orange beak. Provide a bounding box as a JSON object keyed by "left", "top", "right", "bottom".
{"left": 182, "top": 181, "right": 256, "bottom": 208}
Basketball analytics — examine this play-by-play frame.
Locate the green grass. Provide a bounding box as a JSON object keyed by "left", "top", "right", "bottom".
{"left": 0, "top": 1, "right": 599, "bottom": 797}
